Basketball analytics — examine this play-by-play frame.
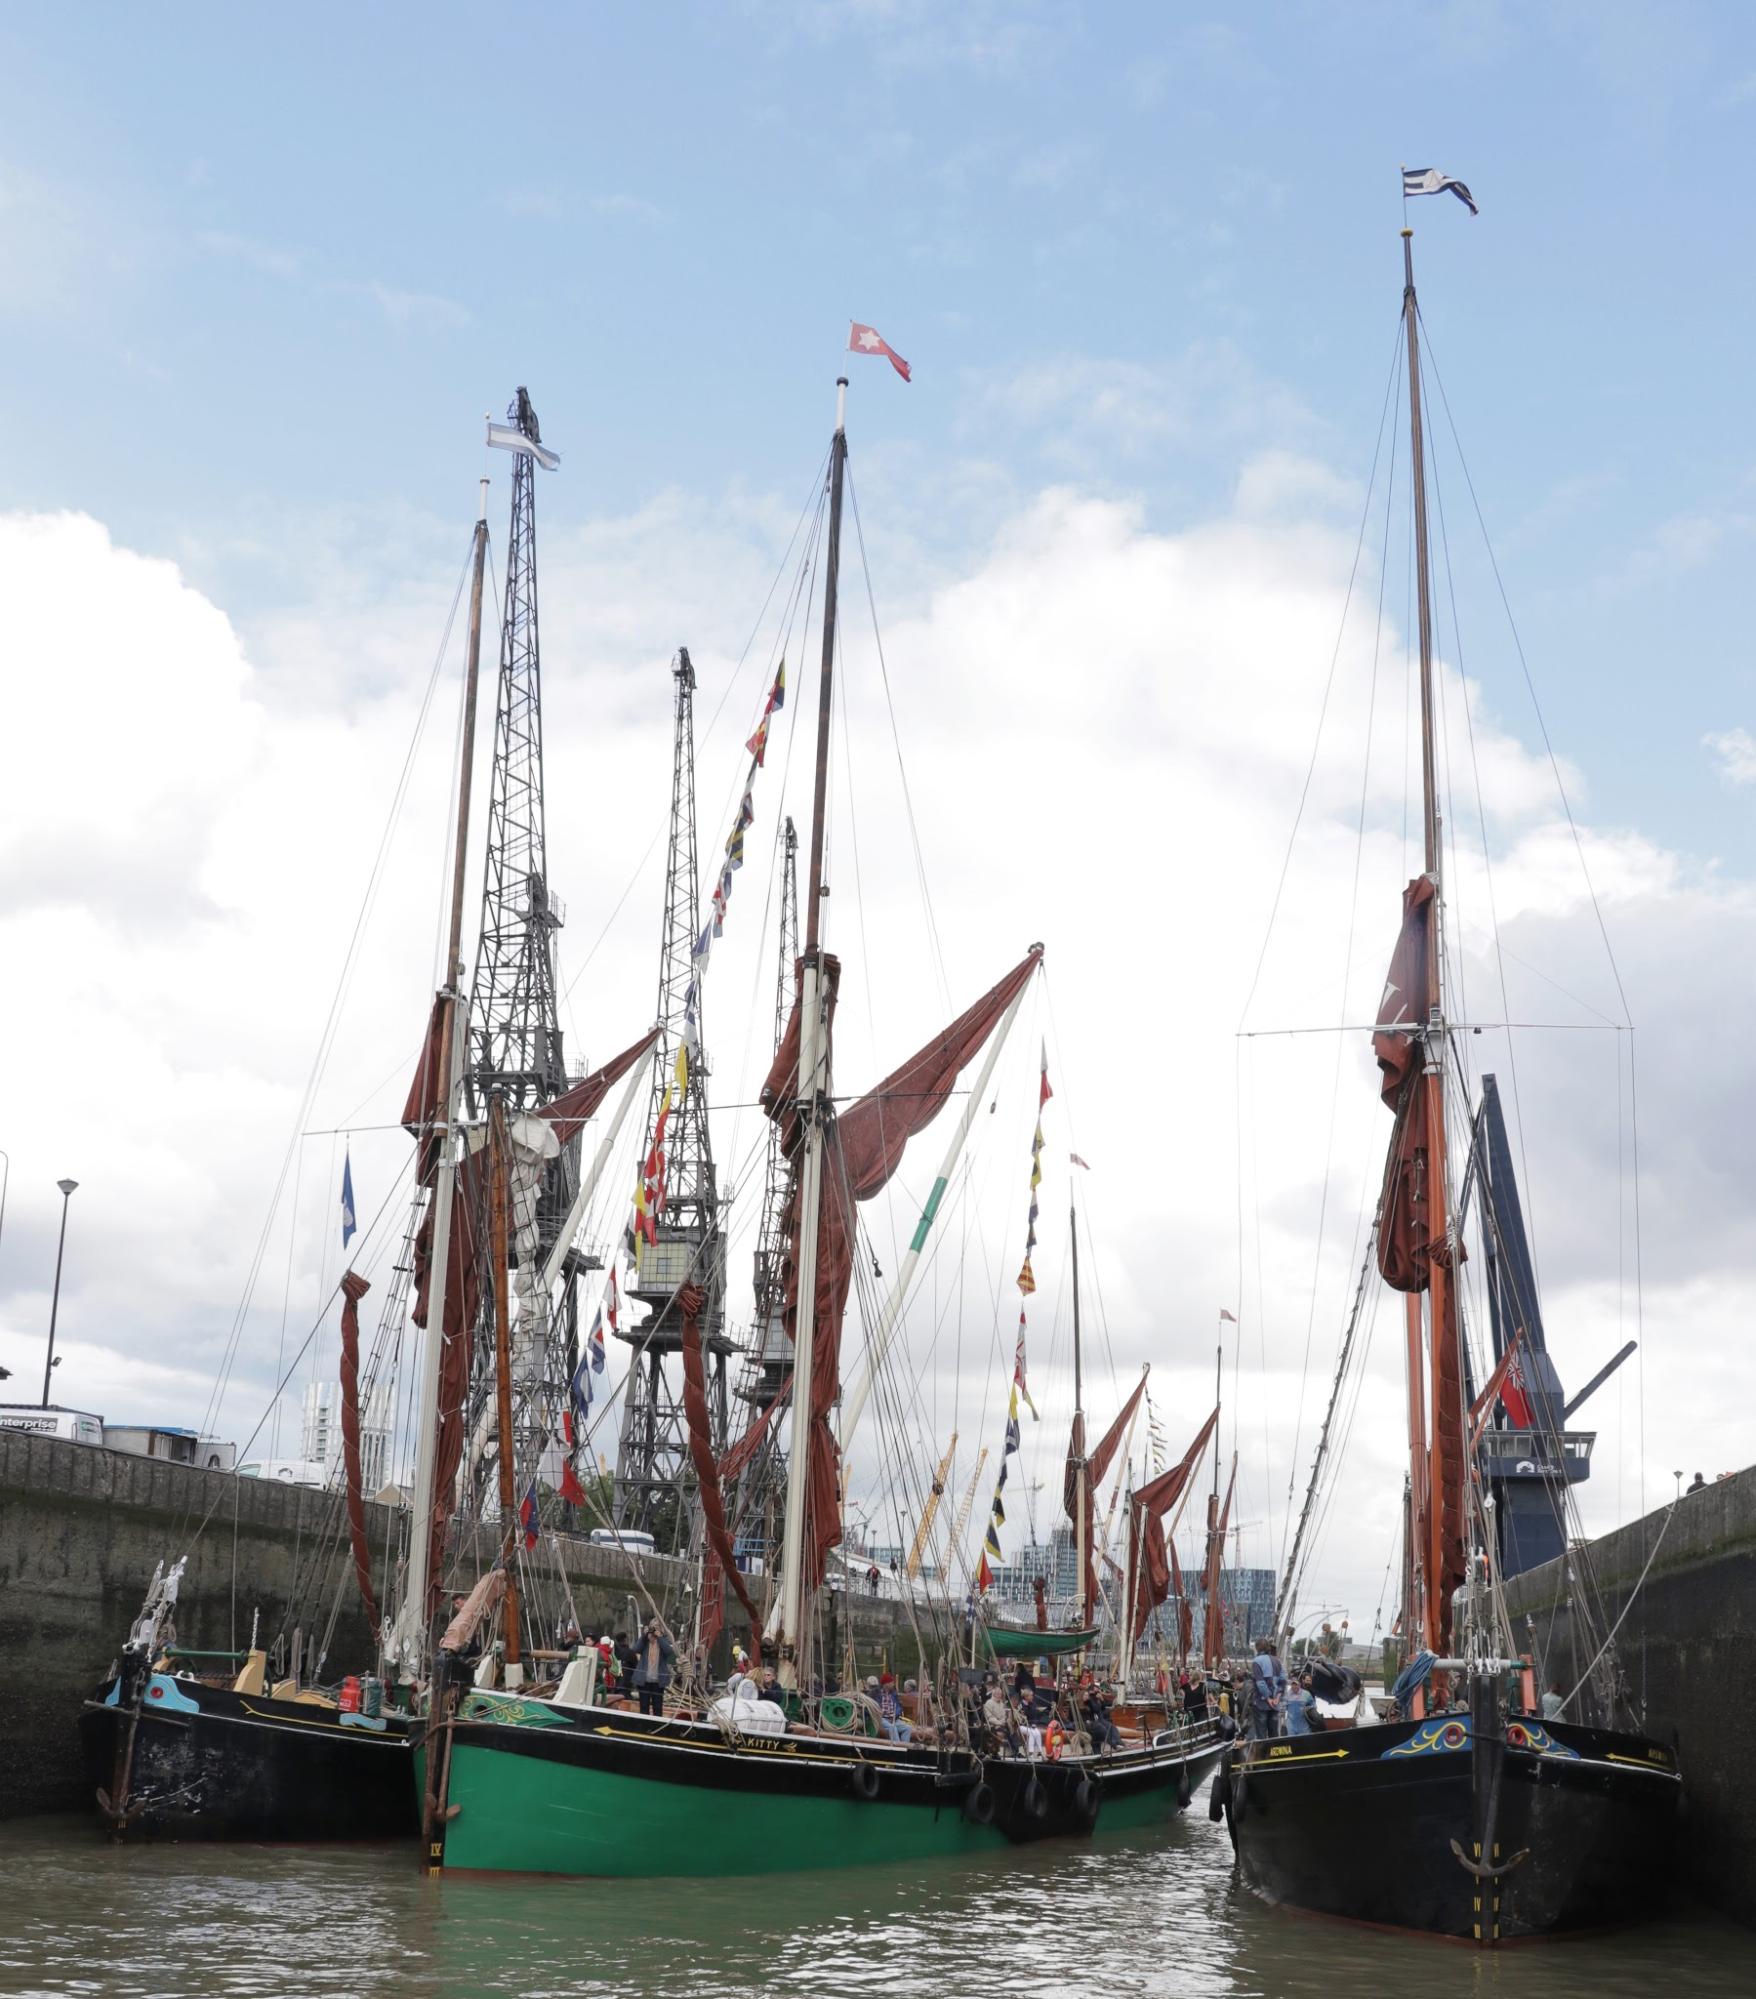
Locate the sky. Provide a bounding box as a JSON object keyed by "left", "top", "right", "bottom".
{"left": 3, "top": 1, "right": 1755, "bottom": 1631}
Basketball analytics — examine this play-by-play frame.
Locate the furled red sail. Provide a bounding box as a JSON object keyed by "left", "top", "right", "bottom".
{"left": 1171, "top": 1539, "right": 1192, "bottom": 1663}
{"left": 1063, "top": 1371, "right": 1148, "bottom": 1624}
{"left": 535, "top": 1028, "right": 659, "bottom": 1143}
{"left": 1372, "top": 874, "right": 1468, "bottom": 1648}
{"left": 338, "top": 1269, "right": 379, "bottom": 1629}
{"left": 402, "top": 995, "right": 450, "bottom": 1186}
{"left": 761, "top": 946, "right": 1043, "bottom": 1600}
{"left": 410, "top": 1148, "right": 486, "bottom": 1619}
{"left": 405, "top": 1023, "right": 654, "bottom": 1619}
{"left": 679, "top": 1284, "right": 763, "bottom": 1653}
{"left": 1127, "top": 1407, "right": 1218, "bottom": 1644}
{"left": 1375, "top": 875, "right": 1436, "bottom": 1292}
{"left": 1201, "top": 1460, "right": 1236, "bottom": 1667}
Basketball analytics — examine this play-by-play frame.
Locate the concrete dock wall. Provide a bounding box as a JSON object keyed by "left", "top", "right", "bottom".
{"left": 1504, "top": 1461, "right": 1756, "bottom": 1930}
{"left": 0, "top": 1431, "right": 924, "bottom": 1818}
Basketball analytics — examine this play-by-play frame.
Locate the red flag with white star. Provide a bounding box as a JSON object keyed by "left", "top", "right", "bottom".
{"left": 848, "top": 321, "right": 911, "bottom": 381}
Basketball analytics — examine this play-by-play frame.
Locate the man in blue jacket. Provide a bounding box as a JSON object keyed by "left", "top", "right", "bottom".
{"left": 1248, "top": 1637, "right": 1286, "bottom": 1739}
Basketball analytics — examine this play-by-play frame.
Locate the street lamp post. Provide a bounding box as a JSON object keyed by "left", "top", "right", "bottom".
{"left": 42, "top": 1178, "right": 78, "bottom": 1409}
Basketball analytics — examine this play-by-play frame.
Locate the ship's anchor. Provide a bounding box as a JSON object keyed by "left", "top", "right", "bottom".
{"left": 1448, "top": 1837, "right": 1529, "bottom": 1881}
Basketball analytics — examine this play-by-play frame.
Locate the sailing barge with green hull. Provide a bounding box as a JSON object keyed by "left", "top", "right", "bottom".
{"left": 415, "top": 372, "right": 1226, "bottom": 1878}
{"left": 417, "top": 1696, "right": 1220, "bottom": 1878}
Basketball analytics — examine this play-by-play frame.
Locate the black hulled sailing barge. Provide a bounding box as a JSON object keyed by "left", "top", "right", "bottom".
{"left": 1226, "top": 227, "right": 1679, "bottom": 1944}
{"left": 77, "top": 394, "right": 654, "bottom": 1842}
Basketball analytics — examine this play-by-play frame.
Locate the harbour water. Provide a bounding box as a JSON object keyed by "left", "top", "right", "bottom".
{"left": 1, "top": 1812, "right": 1749, "bottom": 1998}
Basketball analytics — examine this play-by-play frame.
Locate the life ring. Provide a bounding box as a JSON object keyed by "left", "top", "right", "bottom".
{"left": 849, "top": 1759, "right": 880, "bottom": 1801}
{"left": 962, "top": 1781, "right": 996, "bottom": 1826}
{"left": 1044, "top": 1720, "right": 1065, "bottom": 1761}
{"left": 1021, "top": 1776, "right": 1049, "bottom": 1821}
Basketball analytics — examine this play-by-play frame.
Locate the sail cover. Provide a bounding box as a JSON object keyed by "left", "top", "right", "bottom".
{"left": 1375, "top": 875, "right": 1437, "bottom": 1292}
{"left": 410, "top": 1148, "right": 486, "bottom": 1616}
{"left": 679, "top": 1284, "right": 763, "bottom": 1653}
{"left": 762, "top": 946, "right": 1043, "bottom": 1600}
{"left": 1201, "top": 1460, "right": 1236, "bottom": 1666}
{"left": 338, "top": 1269, "right": 379, "bottom": 1628}
{"left": 1127, "top": 1407, "right": 1218, "bottom": 1644}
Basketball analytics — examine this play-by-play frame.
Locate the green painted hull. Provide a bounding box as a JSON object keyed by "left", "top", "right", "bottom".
{"left": 416, "top": 1707, "right": 1224, "bottom": 1880}
{"left": 425, "top": 1739, "right": 1009, "bottom": 1877}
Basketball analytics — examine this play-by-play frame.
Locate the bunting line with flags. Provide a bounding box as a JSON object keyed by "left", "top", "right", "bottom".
{"left": 681, "top": 658, "right": 785, "bottom": 1058}
{"left": 340, "top": 1151, "right": 357, "bottom": 1248}
{"left": 626, "top": 653, "right": 788, "bottom": 1281}
{"left": 978, "top": 1044, "right": 1051, "bottom": 1585}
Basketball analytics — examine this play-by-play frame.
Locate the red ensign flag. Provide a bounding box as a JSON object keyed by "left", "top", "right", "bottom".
{"left": 849, "top": 321, "right": 911, "bottom": 381}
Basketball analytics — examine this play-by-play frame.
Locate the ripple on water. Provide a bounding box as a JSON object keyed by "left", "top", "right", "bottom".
{"left": 0, "top": 1813, "right": 1750, "bottom": 1998}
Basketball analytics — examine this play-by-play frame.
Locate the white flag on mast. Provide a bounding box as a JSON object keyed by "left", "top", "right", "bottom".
{"left": 486, "top": 421, "right": 560, "bottom": 470}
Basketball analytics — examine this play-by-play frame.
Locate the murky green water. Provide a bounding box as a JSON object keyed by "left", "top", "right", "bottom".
{"left": 0, "top": 1813, "right": 1749, "bottom": 1998}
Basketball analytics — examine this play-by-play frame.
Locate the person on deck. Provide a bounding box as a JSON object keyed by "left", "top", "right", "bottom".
{"left": 631, "top": 1618, "right": 674, "bottom": 1717}
{"left": 614, "top": 1630, "right": 638, "bottom": 1685}
{"left": 1249, "top": 1637, "right": 1285, "bottom": 1739}
{"left": 1283, "top": 1671, "right": 1317, "bottom": 1736}
{"left": 876, "top": 1678, "right": 912, "bottom": 1744}
{"left": 1084, "top": 1682, "right": 1123, "bottom": 1753}
{"left": 1541, "top": 1680, "right": 1566, "bottom": 1720}
{"left": 982, "top": 1680, "right": 1016, "bottom": 1755}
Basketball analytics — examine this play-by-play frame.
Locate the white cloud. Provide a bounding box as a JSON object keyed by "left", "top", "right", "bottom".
{"left": 590, "top": 193, "right": 666, "bottom": 224}
{"left": 195, "top": 228, "right": 303, "bottom": 279}
{"left": 970, "top": 344, "right": 1317, "bottom": 473}
{"left": 1704, "top": 726, "right": 1756, "bottom": 787}
{"left": 2, "top": 450, "right": 1746, "bottom": 1622}
{"left": 353, "top": 280, "right": 470, "bottom": 330}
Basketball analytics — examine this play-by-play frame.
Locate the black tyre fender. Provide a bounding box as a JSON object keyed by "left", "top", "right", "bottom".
{"left": 849, "top": 1759, "right": 880, "bottom": 1800}
{"left": 962, "top": 1780, "right": 996, "bottom": 1825}
{"left": 1073, "top": 1776, "right": 1100, "bottom": 1823}
{"left": 1021, "top": 1776, "right": 1049, "bottom": 1821}
{"left": 1208, "top": 1758, "right": 1231, "bottom": 1823}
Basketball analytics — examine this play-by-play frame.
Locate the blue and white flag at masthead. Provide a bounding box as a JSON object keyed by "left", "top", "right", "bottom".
{"left": 1402, "top": 167, "right": 1478, "bottom": 216}
{"left": 340, "top": 1151, "right": 357, "bottom": 1248}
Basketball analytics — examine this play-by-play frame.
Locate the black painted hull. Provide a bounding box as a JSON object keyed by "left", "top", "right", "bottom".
{"left": 79, "top": 1678, "right": 416, "bottom": 1842}
{"left": 1229, "top": 1714, "right": 1680, "bottom": 1941}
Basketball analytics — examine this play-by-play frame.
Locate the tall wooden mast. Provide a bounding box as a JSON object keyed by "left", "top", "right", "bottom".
{"left": 395, "top": 478, "right": 490, "bottom": 1673}
{"left": 775, "top": 377, "right": 848, "bottom": 1683}
{"left": 1070, "top": 1195, "right": 1088, "bottom": 1626}
{"left": 1401, "top": 229, "right": 1462, "bottom": 1657}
